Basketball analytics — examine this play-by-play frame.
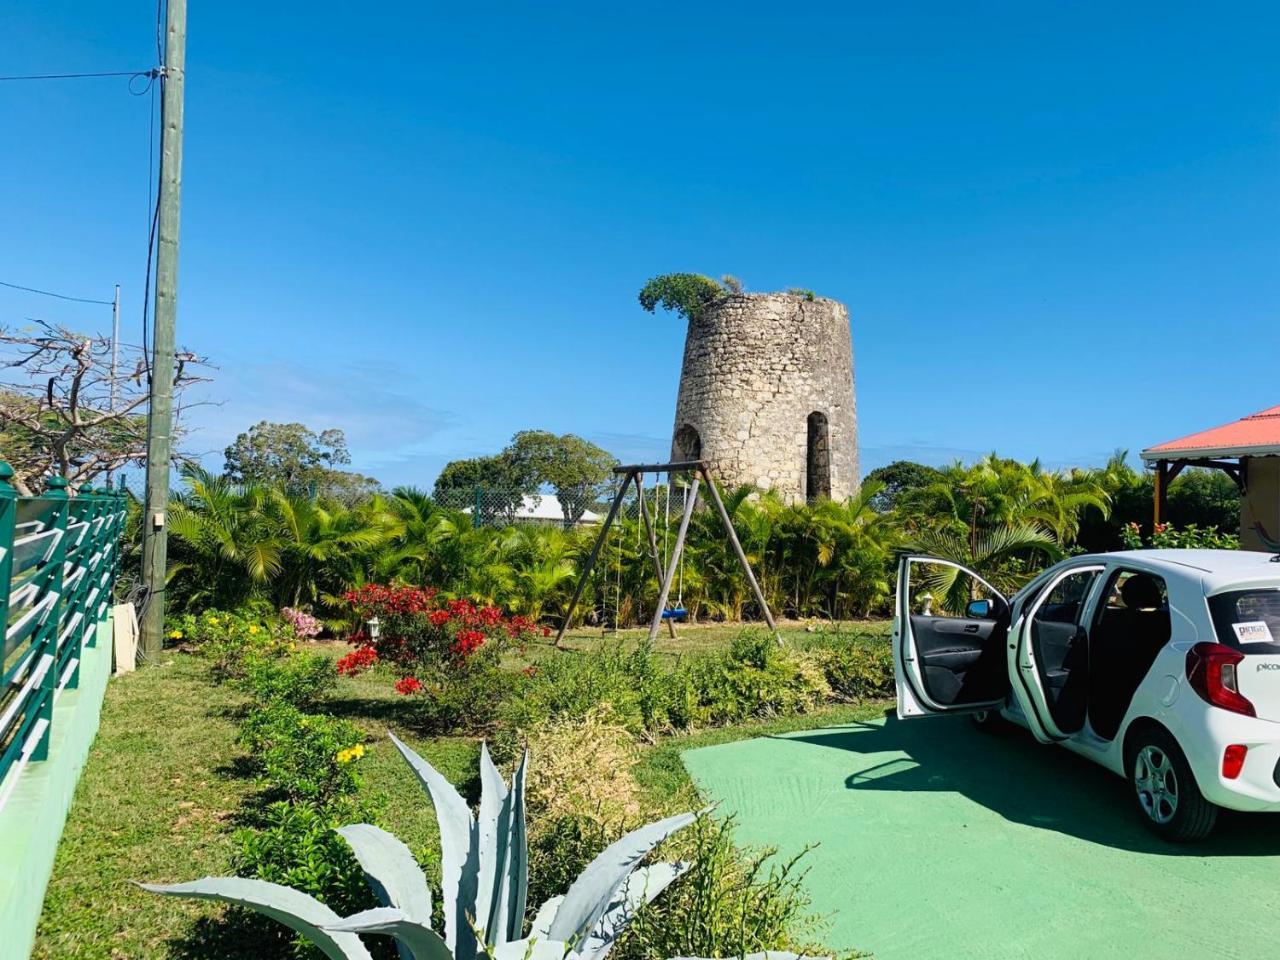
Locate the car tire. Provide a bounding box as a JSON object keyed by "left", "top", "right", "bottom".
{"left": 1126, "top": 726, "right": 1218, "bottom": 842}
{"left": 970, "top": 708, "right": 1006, "bottom": 734}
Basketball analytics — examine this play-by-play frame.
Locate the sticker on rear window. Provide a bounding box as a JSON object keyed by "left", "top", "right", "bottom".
{"left": 1233, "top": 621, "right": 1275, "bottom": 644}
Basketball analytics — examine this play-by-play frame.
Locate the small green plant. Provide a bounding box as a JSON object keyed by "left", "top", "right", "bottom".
{"left": 241, "top": 702, "right": 365, "bottom": 807}
{"left": 638, "top": 274, "right": 725, "bottom": 322}
{"left": 241, "top": 650, "right": 338, "bottom": 709}
{"left": 785, "top": 288, "right": 816, "bottom": 301}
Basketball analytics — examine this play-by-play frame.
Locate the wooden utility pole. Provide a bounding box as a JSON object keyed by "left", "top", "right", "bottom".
{"left": 139, "top": 0, "right": 186, "bottom": 658}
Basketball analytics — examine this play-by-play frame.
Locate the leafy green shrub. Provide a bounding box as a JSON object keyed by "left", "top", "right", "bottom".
{"left": 233, "top": 801, "right": 377, "bottom": 959}
{"left": 616, "top": 815, "right": 819, "bottom": 960}
{"left": 169, "top": 608, "right": 291, "bottom": 680}
{"left": 666, "top": 632, "right": 829, "bottom": 728}
{"left": 234, "top": 803, "right": 366, "bottom": 907}
{"left": 803, "top": 630, "right": 894, "bottom": 701}
{"left": 239, "top": 650, "right": 337, "bottom": 708}
{"left": 498, "top": 644, "right": 669, "bottom": 743}
{"left": 638, "top": 273, "right": 726, "bottom": 321}
{"left": 240, "top": 702, "right": 364, "bottom": 807}
{"left": 1120, "top": 521, "right": 1240, "bottom": 550}
{"left": 410, "top": 660, "right": 512, "bottom": 734}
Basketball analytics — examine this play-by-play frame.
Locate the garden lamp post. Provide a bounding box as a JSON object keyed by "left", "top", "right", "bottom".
{"left": 367, "top": 616, "right": 381, "bottom": 642}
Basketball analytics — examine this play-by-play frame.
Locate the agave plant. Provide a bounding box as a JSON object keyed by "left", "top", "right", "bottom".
{"left": 141, "top": 734, "right": 818, "bottom": 960}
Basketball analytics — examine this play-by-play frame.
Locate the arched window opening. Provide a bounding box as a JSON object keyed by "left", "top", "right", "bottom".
{"left": 674, "top": 423, "right": 702, "bottom": 461}
{"left": 806, "top": 412, "right": 831, "bottom": 503}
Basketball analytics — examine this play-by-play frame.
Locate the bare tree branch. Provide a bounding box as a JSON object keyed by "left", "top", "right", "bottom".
{"left": 0, "top": 321, "right": 212, "bottom": 493}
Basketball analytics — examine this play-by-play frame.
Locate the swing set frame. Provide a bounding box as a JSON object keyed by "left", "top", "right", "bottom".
{"left": 553, "top": 460, "right": 779, "bottom": 647}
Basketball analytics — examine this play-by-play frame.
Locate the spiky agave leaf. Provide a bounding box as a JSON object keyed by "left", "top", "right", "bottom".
{"left": 476, "top": 743, "right": 510, "bottom": 945}
{"left": 529, "top": 896, "right": 565, "bottom": 940}
{"left": 390, "top": 732, "right": 480, "bottom": 960}
{"left": 575, "top": 862, "right": 691, "bottom": 960}
{"left": 337, "top": 823, "right": 433, "bottom": 921}
{"left": 325, "top": 907, "right": 452, "bottom": 960}
{"left": 547, "top": 812, "right": 699, "bottom": 948}
{"left": 137, "top": 877, "right": 373, "bottom": 960}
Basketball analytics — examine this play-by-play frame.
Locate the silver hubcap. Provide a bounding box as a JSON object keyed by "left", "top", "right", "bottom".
{"left": 1134, "top": 745, "right": 1179, "bottom": 824}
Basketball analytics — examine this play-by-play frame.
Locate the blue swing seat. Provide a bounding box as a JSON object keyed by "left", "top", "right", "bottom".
{"left": 661, "top": 607, "right": 688, "bottom": 620}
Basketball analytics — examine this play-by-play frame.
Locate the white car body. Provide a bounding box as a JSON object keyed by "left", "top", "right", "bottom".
{"left": 892, "top": 549, "right": 1280, "bottom": 836}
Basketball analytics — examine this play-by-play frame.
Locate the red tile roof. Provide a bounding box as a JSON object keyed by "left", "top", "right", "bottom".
{"left": 1142, "top": 405, "right": 1280, "bottom": 461}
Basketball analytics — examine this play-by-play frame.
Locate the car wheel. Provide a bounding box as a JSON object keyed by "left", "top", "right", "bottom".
{"left": 1127, "top": 727, "right": 1218, "bottom": 842}
{"left": 970, "top": 708, "right": 1006, "bottom": 734}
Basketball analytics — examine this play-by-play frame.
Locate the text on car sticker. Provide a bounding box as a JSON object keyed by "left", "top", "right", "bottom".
{"left": 1233, "top": 621, "right": 1275, "bottom": 644}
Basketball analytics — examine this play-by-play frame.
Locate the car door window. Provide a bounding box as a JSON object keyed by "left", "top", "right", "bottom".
{"left": 902, "top": 559, "right": 1009, "bottom": 709}
{"left": 1028, "top": 568, "right": 1100, "bottom": 735}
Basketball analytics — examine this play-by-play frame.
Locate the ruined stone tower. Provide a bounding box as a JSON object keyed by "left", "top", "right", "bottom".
{"left": 670, "top": 292, "right": 858, "bottom": 503}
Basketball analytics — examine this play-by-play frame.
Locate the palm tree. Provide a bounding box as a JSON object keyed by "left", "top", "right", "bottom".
{"left": 166, "top": 467, "right": 282, "bottom": 609}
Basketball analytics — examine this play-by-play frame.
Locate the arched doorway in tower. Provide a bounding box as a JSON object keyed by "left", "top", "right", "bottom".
{"left": 674, "top": 423, "right": 702, "bottom": 461}
{"left": 806, "top": 412, "right": 831, "bottom": 502}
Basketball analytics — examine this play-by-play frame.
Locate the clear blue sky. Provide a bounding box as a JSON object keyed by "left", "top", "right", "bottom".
{"left": 2, "top": 3, "right": 1277, "bottom": 489}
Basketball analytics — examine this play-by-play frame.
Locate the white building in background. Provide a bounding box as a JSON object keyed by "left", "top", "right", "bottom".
{"left": 462, "top": 493, "right": 600, "bottom": 527}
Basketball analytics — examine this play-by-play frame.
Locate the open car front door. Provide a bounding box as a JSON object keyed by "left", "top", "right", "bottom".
{"left": 893, "top": 555, "right": 1011, "bottom": 719}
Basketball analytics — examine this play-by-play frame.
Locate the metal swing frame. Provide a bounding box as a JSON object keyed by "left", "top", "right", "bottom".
{"left": 554, "top": 460, "right": 779, "bottom": 647}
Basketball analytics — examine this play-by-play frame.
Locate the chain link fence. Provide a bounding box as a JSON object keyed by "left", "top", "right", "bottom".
{"left": 434, "top": 482, "right": 697, "bottom": 529}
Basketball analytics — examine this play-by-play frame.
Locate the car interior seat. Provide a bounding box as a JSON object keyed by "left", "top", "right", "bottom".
{"left": 1089, "top": 573, "right": 1171, "bottom": 740}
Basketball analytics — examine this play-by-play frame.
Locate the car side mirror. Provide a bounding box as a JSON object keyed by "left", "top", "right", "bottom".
{"left": 966, "top": 599, "right": 993, "bottom": 619}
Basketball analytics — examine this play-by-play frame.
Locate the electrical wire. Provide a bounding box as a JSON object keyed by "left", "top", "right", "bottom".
{"left": 0, "top": 279, "right": 113, "bottom": 305}
{"left": 0, "top": 69, "right": 153, "bottom": 82}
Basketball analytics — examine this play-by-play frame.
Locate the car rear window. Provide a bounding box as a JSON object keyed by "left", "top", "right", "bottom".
{"left": 1208, "top": 588, "right": 1280, "bottom": 653}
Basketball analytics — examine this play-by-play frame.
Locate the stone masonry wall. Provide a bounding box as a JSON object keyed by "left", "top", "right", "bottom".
{"left": 670, "top": 292, "right": 858, "bottom": 502}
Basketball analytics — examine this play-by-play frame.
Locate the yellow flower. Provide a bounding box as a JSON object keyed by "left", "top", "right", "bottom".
{"left": 248, "top": 625, "right": 260, "bottom": 635}
{"left": 288, "top": 642, "right": 297, "bottom": 652}
{"left": 336, "top": 744, "right": 366, "bottom": 764}
{"left": 206, "top": 616, "right": 219, "bottom": 625}
{"left": 169, "top": 629, "right": 183, "bottom": 640}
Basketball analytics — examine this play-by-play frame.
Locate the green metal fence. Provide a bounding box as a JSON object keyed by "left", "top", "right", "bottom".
{"left": 0, "top": 464, "right": 127, "bottom": 809}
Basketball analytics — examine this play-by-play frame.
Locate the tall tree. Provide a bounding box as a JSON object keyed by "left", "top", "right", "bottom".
{"left": 431, "top": 453, "right": 536, "bottom": 521}
{"left": 223, "top": 421, "right": 377, "bottom": 500}
{"left": 506, "top": 430, "right": 619, "bottom": 527}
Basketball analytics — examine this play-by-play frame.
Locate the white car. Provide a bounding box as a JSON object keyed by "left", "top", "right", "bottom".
{"left": 892, "top": 549, "right": 1280, "bottom": 841}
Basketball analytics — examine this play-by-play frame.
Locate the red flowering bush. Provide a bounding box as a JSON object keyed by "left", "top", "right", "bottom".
{"left": 339, "top": 586, "right": 538, "bottom": 722}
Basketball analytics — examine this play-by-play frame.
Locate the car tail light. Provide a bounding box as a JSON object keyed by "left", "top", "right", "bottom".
{"left": 1186, "top": 642, "right": 1256, "bottom": 717}
{"left": 1223, "top": 744, "right": 1248, "bottom": 779}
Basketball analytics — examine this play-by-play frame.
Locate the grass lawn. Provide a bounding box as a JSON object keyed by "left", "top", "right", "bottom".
{"left": 33, "top": 621, "right": 890, "bottom": 959}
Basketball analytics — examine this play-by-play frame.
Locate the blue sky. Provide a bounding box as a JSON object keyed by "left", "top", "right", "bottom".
{"left": 2, "top": 2, "right": 1277, "bottom": 489}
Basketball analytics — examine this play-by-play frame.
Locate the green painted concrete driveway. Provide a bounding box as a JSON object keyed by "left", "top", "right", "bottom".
{"left": 682, "top": 714, "right": 1280, "bottom": 960}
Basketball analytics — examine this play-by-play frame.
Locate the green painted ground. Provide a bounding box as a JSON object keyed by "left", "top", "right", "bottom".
{"left": 682, "top": 714, "right": 1280, "bottom": 960}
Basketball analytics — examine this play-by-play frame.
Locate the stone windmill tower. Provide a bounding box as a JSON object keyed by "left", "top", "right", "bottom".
{"left": 669, "top": 291, "right": 858, "bottom": 503}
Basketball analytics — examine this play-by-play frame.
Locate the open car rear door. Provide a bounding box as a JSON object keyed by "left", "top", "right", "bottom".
{"left": 893, "top": 555, "right": 1011, "bottom": 718}
{"left": 1008, "top": 564, "right": 1105, "bottom": 744}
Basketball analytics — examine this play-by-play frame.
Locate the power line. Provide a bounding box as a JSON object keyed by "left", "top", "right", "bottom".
{"left": 0, "top": 278, "right": 114, "bottom": 306}
{"left": 0, "top": 69, "right": 154, "bottom": 82}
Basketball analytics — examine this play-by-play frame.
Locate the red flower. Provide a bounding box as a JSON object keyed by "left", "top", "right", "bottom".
{"left": 451, "top": 629, "right": 486, "bottom": 659}
{"left": 522, "top": 665, "right": 538, "bottom": 677}
{"left": 541, "top": 626, "right": 551, "bottom": 638}
{"left": 337, "top": 646, "right": 378, "bottom": 676}
{"left": 394, "top": 676, "right": 423, "bottom": 695}
{"left": 429, "top": 610, "right": 451, "bottom": 627}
